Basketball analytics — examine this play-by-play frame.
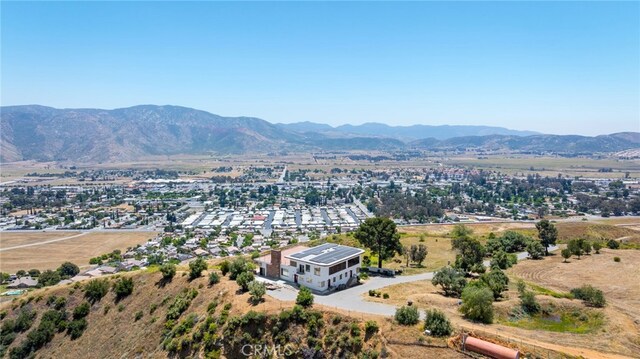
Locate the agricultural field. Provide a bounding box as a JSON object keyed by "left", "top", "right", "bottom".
{"left": 0, "top": 231, "right": 157, "bottom": 273}
{"left": 443, "top": 156, "right": 640, "bottom": 178}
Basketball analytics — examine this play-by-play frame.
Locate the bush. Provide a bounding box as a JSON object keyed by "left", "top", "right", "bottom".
{"left": 189, "top": 257, "right": 208, "bottom": 280}
{"left": 248, "top": 281, "right": 266, "bottom": 304}
{"left": 38, "top": 270, "right": 62, "bottom": 287}
{"left": 526, "top": 240, "right": 545, "bottom": 259}
{"left": 423, "top": 309, "right": 453, "bottom": 337}
{"left": 480, "top": 268, "right": 509, "bottom": 300}
{"left": 519, "top": 290, "right": 540, "bottom": 314}
{"left": 84, "top": 279, "right": 109, "bottom": 303}
{"left": 431, "top": 266, "right": 467, "bottom": 297}
{"left": 228, "top": 257, "right": 254, "bottom": 280}
{"left": 113, "top": 277, "right": 134, "bottom": 300}
{"left": 219, "top": 260, "right": 230, "bottom": 276}
{"left": 383, "top": 293, "right": 389, "bottom": 299}
{"left": 460, "top": 285, "right": 494, "bottom": 323}
{"left": 607, "top": 239, "right": 620, "bottom": 249}
{"left": 561, "top": 248, "right": 572, "bottom": 262}
{"left": 67, "top": 319, "right": 87, "bottom": 339}
{"left": 134, "top": 311, "right": 143, "bottom": 321}
{"left": 395, "top": 305, "right": 419, "bottom": 325}
{"left": 296, "top": 286, "right": 314, "bottom": 308}
{"left": 208, "top": 272, "right": 220, "bottom": 286}
{"left": 57, "top": 262, "right": 80, "bottom": 278}
{"left": 160, "top": 263, "right": 176, "bottom": 280}
{"left": 364, "top": 320, "right": 379, "bottom": 339}
{"left": 490, "top": 250, "right": 511, "bottom": 270}
{"left": 592, "top": 241, "right": 603, "bottom": 254}
{"left": 73, "top": 301, "right": 90, "bottom": 319}
{"left": 571, "top": 285, "right": 606, "bottom": 307}
{"left": 613, "top": 256, "right": 621, "bottom": 262}
{"left": 236, "top": 271, "right": 255, "bottom": 292}
{"left": 14, "top": 308, "right": 37, "bottom": 332}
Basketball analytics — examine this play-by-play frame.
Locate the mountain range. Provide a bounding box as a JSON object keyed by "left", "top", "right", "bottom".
{"left": 1, "top": 105, "right": 638, "bottom": 163}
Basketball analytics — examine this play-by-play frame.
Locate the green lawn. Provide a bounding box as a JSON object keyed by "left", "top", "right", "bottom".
{"left": 500, "top": 309, "right": 604, "bottom": 334}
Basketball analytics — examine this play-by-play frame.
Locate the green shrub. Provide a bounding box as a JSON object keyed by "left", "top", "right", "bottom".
{"left": 296, "top": 286, "right": 314, "bottom": 308}
{"left": 570, "top": 285, "right": 606, "bottom": 307}
{"left": 607, "top": 239, "right": 620, "bottom": 249}
{"left": 73, "top": 301, "right": 91, "bottom": 319}
{"left": 189, "top": 257, "right": 208, "bottom": 280}
{"left": 113, "top": 277, "right": 134, "bottom": 300}
{"left": 481, "top": 268, "right": 509, "bottom": 300}
{"left": 364, "top": 320, "right": 379, "bottom": 339}
{"left": 166, "top": 288, "right": 199, "bottom": 320}
{"left": 219, "top": 260, "right": 230, "bottom": 276}
{"left": 67, "top": 319, "right": 87, "bottom": 339}
{"left": 236, "top": 271, "right": 255, "bottom": 292}
{"left": 117, "top": 304, "right": 125, "bottom": 312}
{"left": 84, "top": 279, "right": 109, "bottom": 303}
{"left": 613, "top": 256, "right": 621, "bottom": 262}
{"left": 228, "top": 257, "right": 254, "bottom": 280}
{"left": 394, "top": 306, "right": 419, "bottom": 326}
{"left": 383, "top": 293, "right": 390, "bottom": 299}
{"left": 160, "top": 263, "right": 176, "bottom": 280}
{"left": 14, "top": 308, "right": 36, "bottom": 332}
{"left": 423, "top": 309, "right": 453, "bottom": 337}
{"left": 592, "top": 241, "right": 603, "bottom": 254}
{"left": 431, "top": 266, "right": 467, "bottom": 297}
{"left": 134, "top": 311, "right": 143, "bottom": 321}
{"left": 150, "top": 303, "right": 158, "bottom": 314}
{"left": 208, "top": 272, "right": 220, "bottom": 286}
{"left": 519, "top": 290, "right": 540, "bottom": 314}
{"left": 248, "top": 281, "right": 266, "bottom": 304}
{"left": 460, "top": 285, "right": 494, "bottom": 323}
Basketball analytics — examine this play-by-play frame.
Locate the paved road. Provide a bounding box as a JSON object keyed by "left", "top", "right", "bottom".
{"left": 266, "top": 245, "right": 559, "bottom": 318}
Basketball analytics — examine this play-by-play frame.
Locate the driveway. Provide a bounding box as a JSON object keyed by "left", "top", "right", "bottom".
{"left": 265, "top": 245, "right": 559, "bottom": 317}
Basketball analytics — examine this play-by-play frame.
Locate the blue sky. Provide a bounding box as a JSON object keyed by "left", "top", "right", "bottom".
{"left": 2, "top": 1, "right": 638, "bottom": 135}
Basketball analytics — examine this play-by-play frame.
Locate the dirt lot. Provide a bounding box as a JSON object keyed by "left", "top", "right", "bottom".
{"left": 0, "top": 231, "right": 157, "bottom": 272}
{"left": 366, "top": 249, "right": 640, "bottom": 358}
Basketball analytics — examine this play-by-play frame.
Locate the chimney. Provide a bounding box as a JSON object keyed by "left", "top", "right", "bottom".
{"left": 267, "top": 249, "right": 282, "bottom": 278}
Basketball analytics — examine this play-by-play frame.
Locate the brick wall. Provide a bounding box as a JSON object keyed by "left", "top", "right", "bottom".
{"left": 266, "top": 249, "right": 281, "bottom": 278}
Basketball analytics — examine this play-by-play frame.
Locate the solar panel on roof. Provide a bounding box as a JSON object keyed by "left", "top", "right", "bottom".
{"left": 288, "top": 243, "right": 362, "bottom": 264}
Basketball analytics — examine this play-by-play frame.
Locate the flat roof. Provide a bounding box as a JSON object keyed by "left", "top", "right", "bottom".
{"left": 286, "top": 243, "right": 364, "bottom": 266}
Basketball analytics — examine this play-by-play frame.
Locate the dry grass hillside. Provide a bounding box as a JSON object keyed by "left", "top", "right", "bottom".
{"left": 0, "top": 265, "right": 466, "bottom": 359}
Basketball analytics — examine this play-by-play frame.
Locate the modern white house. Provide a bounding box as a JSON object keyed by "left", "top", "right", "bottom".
{"left": 256, "top": 243, "right": 364, "bottom": 292}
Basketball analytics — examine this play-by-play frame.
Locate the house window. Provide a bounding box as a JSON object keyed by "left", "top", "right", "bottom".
{"left": 329, "top": 261, "right": 347, "bottom": 275}
{"left": 306, "top": 277, "right": 312, "bottom": 283}
{"left": 320, "top": 281, "right": 325, "bottom": 287}
{"left": 333, "top": 277, "right": 336, "bottom": 283}
{"left": 339, "top": 274, "right": 342, "bottom": 280}
{"left": 314, "top": 267, "right": 320, "bottom": 276}
{"left": 290, "top": 260, "right": 297, "bottom": 267}
{"left": 348, "top": 257, "right": 360, "bottom": 267}
{"left": 305, "top": 264, "right": 310, "bottom": 272}
{"left": 281, "top": 268, "right": 288, "bottom": 277}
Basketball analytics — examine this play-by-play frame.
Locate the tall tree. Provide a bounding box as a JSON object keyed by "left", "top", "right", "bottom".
{"left": 535, "top": 219, "right": 557, "bottom": 256}
{"left": 354, "top": 217, "right": 402, "bottom": 268}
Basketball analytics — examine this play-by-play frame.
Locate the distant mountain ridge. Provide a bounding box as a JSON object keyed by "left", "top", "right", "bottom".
{"left": 1, "top": 105, "right": 638, "bottom": 163}
{"left": 277, "top": 121, "right": 539, "bottom": 140}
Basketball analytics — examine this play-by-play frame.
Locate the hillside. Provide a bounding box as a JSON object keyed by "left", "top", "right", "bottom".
{"left": 1, "top": 105, "right": 639, "bottom": 163}
{"left": 0, "top": 266, "right": 464, "bottom": 359}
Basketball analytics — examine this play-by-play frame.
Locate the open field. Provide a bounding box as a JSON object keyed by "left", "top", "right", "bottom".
{"left": 365, "top": 249, "right": 640, "bottom": 358}
{"left": 0, "top": 231, "right": 157, "bottom": 272}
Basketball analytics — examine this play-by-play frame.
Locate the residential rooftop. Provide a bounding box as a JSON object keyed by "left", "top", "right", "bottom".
{"left": 286, "top": 243, "right": 364, "bottom": 266}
